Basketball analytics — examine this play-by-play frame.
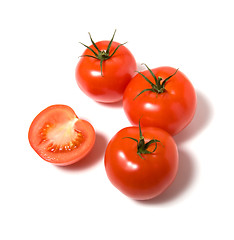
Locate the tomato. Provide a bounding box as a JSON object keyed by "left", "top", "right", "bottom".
{"left": 123, "top": 65, "right": 197, "bottom": 135}
{"left": 75, "top": 30, "right": 137, "bottom": 103}
{"left": 28, "top": 105, "right": 95, "bottom": 166}
{"left": 104, "top": 121, "right": 178, "bottom": 200}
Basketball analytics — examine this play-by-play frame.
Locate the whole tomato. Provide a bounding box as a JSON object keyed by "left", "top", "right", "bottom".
{"left": 123, "top": 65, "right": 197, "bottom": 135}
{"left": 75, "top": 30, "right": 137, "bottom": 103}
{"left": 104, "top": 121, "right": 178, "bottom": 200}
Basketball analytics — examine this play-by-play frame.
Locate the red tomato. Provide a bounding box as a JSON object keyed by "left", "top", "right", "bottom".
{"left": 123, "top": 66, "right": 197, "bottom": 135}
{"left": 28, "top": 105, "right": 95, "bottom": 166}
{"left": 75, "top": 31, "right": 137, "bottom": 103}
{"left": 105, "top": 123, "right": 178, "bottom": 200}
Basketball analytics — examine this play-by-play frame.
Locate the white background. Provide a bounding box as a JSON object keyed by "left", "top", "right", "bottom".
{"left": 1, "top": 0, "right": 233, "bottom": 239}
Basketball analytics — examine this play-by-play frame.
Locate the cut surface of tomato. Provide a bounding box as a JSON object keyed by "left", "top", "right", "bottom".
{"left": 28, "top": 105, "right": 95, "bottom": 166}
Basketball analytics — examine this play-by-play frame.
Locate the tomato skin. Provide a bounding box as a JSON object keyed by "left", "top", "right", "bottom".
{"left": 123, "top": 67, "right": 196, "bottom": 135}
{"left": 28, "top": 105, "right": 95, "bottom": 166}
{"left": 104, "top": 126, "right": 178, "bottom": 200}
{"left": 75, "top": 41, "right": 137, "bottom": 103}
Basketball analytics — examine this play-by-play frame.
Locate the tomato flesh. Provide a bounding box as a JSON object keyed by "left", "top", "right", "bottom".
{"left": 28, "top": 105, "right": 95, "bottom": 166}
{"left": 39, "top": 118, "right": 83, "bottom": 153}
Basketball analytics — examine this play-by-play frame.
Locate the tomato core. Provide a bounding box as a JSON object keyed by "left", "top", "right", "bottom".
{"left": 39, "top": 118, "right": 84, "bottom": 153}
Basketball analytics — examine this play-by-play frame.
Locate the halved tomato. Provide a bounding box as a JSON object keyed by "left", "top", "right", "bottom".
{"left": 28, "top": 105, "right": 95, "bottom": 166}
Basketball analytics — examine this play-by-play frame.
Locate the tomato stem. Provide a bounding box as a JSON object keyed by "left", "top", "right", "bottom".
{"left": 79, "top": 30, "right": 127, "bottom": 76}
{"left": 123, "top": 119, "right": 160, "bottom": 159}
{"left": 134, "top": 64, "right": 179, "bottom": 100}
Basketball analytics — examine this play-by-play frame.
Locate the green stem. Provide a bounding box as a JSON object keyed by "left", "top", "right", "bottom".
{"left": 123, "top": 119, "right": 160, "bottom": 159}
{"left": 79, "top": 30, "right": 127, "bottom": 76}
{"left": 134, "top": 64, "right": 179, "bottom": 99}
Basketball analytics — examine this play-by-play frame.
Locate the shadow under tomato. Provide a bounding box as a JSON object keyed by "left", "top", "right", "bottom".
{"left": 135, "top": 147, "right": 197, "bottom": 205}
{"left": 97, "top": 99, "right": 123, "bottom": 108}
{"left": 174, "top": 91, "right": 213, "bottom": 144}
{"left": 56, "top": 131, "right": 108, "bottom": 172}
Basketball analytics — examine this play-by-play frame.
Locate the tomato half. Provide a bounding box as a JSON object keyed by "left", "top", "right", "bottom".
{"left": 104, "top": 123, "right": 178, "bottom": 200}
{"left": 75, "top": 31, "right": 137, "bottom": 103}
{"left": 28, "top": 105, "right": 95, "bottom": 166}
{"left": 123, "top": 66, "right": 197, "bottom": 135}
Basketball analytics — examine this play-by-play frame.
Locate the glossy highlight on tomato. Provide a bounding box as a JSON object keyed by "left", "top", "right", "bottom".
{"left": 28, "top": 105, "right": 95, "bottom": 166}
{"left": 123, "top": 66, "right": 197, "bottom": 135}
{"left": 105, "top": 124, "right": 178, "bottom": 200}
{"left": 75, "top": 31, "right": 137, "bottom": 103}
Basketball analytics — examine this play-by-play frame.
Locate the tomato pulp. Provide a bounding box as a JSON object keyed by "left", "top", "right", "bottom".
{"left": 28, "top": 105, "right": 95, "bottom": 166}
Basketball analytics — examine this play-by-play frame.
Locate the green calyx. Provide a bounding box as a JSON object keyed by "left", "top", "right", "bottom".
{"left": 123, "top": 119, "right": 160, "bottom": 159}
{"left": 134, "top": 64, "right": 179, "bottom": 100}
{"left": 79, "top": 30, "right": 127, "bottom": 76}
